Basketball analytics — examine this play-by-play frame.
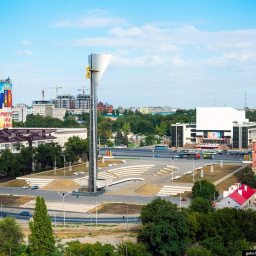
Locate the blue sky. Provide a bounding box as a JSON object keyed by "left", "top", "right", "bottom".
{"left": 1, "top": 0, "right": 256, "bottom": 109}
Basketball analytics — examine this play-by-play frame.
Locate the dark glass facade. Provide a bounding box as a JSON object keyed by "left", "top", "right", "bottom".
{"left": 171, "top": 126, "right": 183, "bottom": 147}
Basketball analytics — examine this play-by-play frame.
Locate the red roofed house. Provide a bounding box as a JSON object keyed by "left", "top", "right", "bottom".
{"left": 217, "top": 184, "right": 256, "bottom": 209}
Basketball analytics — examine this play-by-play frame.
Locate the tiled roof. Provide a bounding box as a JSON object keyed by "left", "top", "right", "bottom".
{"left": 229, "top": 184, "right": 256, "bottom": 205}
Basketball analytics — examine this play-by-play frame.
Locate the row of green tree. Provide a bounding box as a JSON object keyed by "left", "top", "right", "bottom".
{"left": 0, "top": 136, "right": 88, "bottom": 178}
{"left": 13, "top": 113, "right": 80, "bottom": 128}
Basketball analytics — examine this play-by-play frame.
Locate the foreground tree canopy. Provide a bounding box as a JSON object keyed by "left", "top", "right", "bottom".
{"left": 29, "top": 196, "right": 55, "bottom": 255}
{"left": 138, "top": 198, "right": 190, "bottom": 256}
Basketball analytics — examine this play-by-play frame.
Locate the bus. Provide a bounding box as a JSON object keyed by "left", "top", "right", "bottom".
{"left": 154, "top": 145, "right": 168, "bottom": 150}
{"left": 203, "top": 153, "right": 215, "bottom": 159}
{"left": 179, "top": 153, "right": 200, "bottom": 159}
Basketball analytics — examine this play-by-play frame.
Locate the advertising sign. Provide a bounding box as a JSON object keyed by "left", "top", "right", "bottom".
{"left": 207, "top": 132, "right": 220, "bottom": 139}
{"left": 0, "top": 79, "right": 12, "bottom": 128}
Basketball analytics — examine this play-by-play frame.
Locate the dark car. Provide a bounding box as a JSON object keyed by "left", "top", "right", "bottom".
{"left": 31, "top": 185, "right": 39, "bottom": 190}
{"left": 155, "top": 154, "right": 160, "bottom": 157}
{"left": 113, "top": 153, "right": 119, "bottom": 156}
{"left": 20, "top": 211, "right": 30, "bottom": 216}
{"left": 0, "top": 211, "right": 7, "bottom": 217}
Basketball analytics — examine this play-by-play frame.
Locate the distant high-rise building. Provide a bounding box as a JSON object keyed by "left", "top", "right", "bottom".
{"left": 53, "top": 94, "right": 75, "bottom": 109}
{"left": 51, "top": 94, "right": 90, "bottom": 110}
{"left": 75, "top": 94, "right": 90, "bottom": 109}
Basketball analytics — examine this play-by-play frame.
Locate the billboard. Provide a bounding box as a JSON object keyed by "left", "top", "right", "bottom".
{"left": 207, "top": 132, "right": 220, "bottom": 139}
{"left": 0, "top": 78, "right": 12, "bottom": 129}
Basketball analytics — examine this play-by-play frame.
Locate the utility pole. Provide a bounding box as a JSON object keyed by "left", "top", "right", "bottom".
{"left": 57, "top": 192, "right": 69, "bottom": 226}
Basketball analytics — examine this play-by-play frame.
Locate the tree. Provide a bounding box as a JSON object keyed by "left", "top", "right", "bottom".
{"left": 189, "top": 197, "right": 213, "bottom": 214}
{"left": 115, "top": 130, "right": 123, "bottom": 146}
{"left": 185, "top": 246, "right": 211, "bottom": 256}
{"left": 35, "top": 143, "right": 62, "bottom": 171}
{"left": 64, "top": 111, "right": 70, "bottom": 119}
{"left": 101, "top": 130, "right": 108, "bottom": 145}
{"left": 29, "top": 196, "right": 55, "bottom": 255}
{"left": 241, "top": 167, "right": 256, "bottom": 188}
{"left": 0, "top": 217, "right": 24, "bottom": 256}
{"left": 192, "top": 180, "right": 219, "bottom": 201}
{"left": 140, "top": 140, "right": 145, "bottom": 147}
{"left": 103, "top": 109, "right": 107, "bottom": 115}
{"left": 145, "top": 134, "right": 156, "bottom": 146}
{"left": 116, "top": 109, "right": 119, "bottom": 116}
{"left": 116, "top": 240, "right": 151, "bottom": 256}
{"left": 122, "top": 134, "right": 128, "bottom": 146}
{"left": 64, "top": 136, "right": 88, "bottom": 163}
{"left": 65, "top": 241, "right": 116, "bottom": 255}
{"left": 122, "top": 122, "right": 131, "bottom": 135}
{"left": 138, "top": 198, "right": 189, "bottom": 256}
{"left": 111, "top": 109, "right": 115, "bottom": 115}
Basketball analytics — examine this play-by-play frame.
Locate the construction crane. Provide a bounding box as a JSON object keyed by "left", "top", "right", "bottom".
{"left": 41, "top": 86, "right": 62, "bottom": 101}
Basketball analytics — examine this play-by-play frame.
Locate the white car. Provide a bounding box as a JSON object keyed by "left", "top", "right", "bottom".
{"left": 22, "top": 186, "right": 29, "bottom": 189}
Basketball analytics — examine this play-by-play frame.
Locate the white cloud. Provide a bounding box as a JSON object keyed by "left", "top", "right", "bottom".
{"left": 55, "top": 17, "right": 127, "bottom": 28}
{"left": 21, "top": 40, "right": 31, "bottom": 45}
{"left": 14, "top": 51, "right": 34, "bottom": 55}
{"left": 83, "top": 9, "right": 109, "bottom": 16}
{"left": 113, "top": 49, "right": 129, "bottom": 56}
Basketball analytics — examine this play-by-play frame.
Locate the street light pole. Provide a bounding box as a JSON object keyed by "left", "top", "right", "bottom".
{"left": 58, "top": 192, "right": 69, "bottom": 226}
{"left": 192, "top": 158, "right": 195, "bottom": 183}
{"left": 62, "top": 154, "right": 67, "bottom": 176}
{"left": 54, "top": 155, "right": 57, "bottom": 175}
{"left": 96, "top": 201, "right": 98, "bottom": 227}
{"left": 171, "top": 158, "right": 174, "bottom": 181}
{"left": 126, "top": 204, "right": 128, "bottom": 233}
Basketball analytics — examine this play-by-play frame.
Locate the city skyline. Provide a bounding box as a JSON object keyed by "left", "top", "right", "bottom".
{"left": 1, "top": 0, "right": 256, "bottom": 109}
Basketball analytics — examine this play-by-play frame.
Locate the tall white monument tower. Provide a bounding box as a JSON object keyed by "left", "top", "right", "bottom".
{"left": 87, "top": 54, "right": 111, "bottom": 193}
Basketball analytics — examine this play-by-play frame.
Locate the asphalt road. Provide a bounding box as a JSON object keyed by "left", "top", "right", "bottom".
{"left": 2, "top": 207, "right": 140, "bottom": 224}
{"left": 100, "top": 147, "right": 246, "bottom": 162}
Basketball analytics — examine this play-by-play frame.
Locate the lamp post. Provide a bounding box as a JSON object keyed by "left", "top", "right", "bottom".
{"left": 58, "top": 192, "right": 69, "bottom": 226}
{"left": 62, "top": 154, "right": 68, "bottom": 176}
{"left": 192, "top": 158, "right": 195, "bottom": 182}
{"left": 54, "top": 155, "right": 57, "bottom": 175}
{"left": 126, "top": 204, "right": 128, "bottom": 233}
{"left": 32, "top": 154, "right": 35, "bottom": 172}
{"left": 171, "top": 158, "right": 174, "bottom": 181}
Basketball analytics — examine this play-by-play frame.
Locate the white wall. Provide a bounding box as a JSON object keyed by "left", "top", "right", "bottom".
{"left": 196, "top": 107, "right": 247, "bottom": 131}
